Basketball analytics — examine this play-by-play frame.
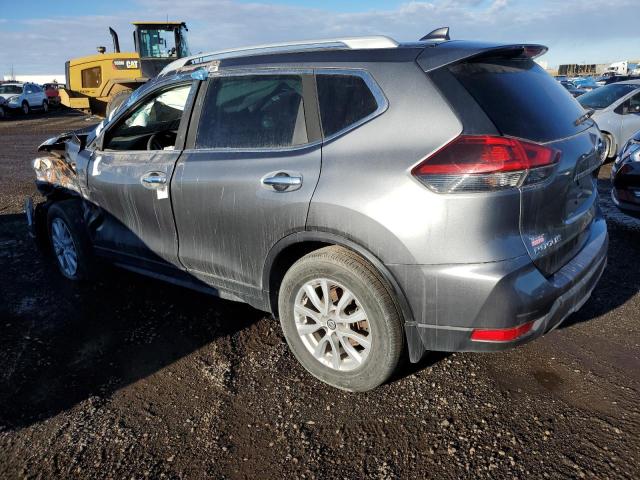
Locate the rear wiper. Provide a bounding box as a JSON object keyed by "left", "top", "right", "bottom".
{"left": 574, "top": 109, "right": 595, "bottom": 126}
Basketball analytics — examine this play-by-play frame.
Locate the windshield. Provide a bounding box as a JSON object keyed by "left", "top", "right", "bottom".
{"left": 578, "top": 84, "right": 639, "bottom": 109}
{"left": 139, "top": 28, "right": 179, "bottom": 58}
{"left": 0, "top": 85, "right": 23, "bottom": 95}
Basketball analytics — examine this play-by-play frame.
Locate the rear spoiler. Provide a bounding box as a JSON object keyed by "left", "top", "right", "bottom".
{"left": 417, "top": 40, "right": 548, "bottom": 72}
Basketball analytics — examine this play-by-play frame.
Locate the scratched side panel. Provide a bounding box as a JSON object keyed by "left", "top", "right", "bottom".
{"left": 87, "top": 150, "right": 182, "bottom": 266}
{"left": 172, "top": 146, "right": 322, "bottom": 295}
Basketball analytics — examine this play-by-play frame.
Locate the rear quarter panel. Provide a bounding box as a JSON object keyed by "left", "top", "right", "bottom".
{"left": 307, "top": 61, "right": 528, "bottom": 265}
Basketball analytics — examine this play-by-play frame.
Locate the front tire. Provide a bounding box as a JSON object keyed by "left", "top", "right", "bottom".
{"left": 47, "top": 201, "right": 93, "bottom": 281}
{"left": 22, "top": 101, "right": 29, "bottom": 115}
{"left": 278, "top": 246, "right": 404, "bottom": 392}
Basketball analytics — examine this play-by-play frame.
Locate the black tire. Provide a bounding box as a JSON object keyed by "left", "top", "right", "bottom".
{"left": 47, "top": 200, "right": 93, "bottom": 281}
{"left": 106, "top": 89, "right": 132, "bottom": 117}
{"left": 42, "top": 100, "right": 49, "bottom": 113}
{"left": 0, "top": 106, "right": 5, "bottom": 120}
{"left": 278, "top": 246, "right": 404, "bottom": 392}
{"left": 22, "top": 101, "right": 29, "bottom": 115}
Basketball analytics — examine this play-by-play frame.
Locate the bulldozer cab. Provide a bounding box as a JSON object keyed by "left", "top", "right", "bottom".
{"left": 132, "top": 22, "right": 191, "bottom": 78}
{"left": 133, "top": 22, "right": 190, "bottom": 59}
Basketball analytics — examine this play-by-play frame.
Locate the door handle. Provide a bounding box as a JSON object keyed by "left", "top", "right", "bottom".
{"left": 141, "top": 171, "right": 167, "bottom": 190}
{"left": 261, "top": 172, "right": 303, "bottom": 192}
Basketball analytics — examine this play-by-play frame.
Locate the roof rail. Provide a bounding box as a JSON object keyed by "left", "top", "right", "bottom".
{"left": 159, "top": 36, "right": 399, "bottom": 76}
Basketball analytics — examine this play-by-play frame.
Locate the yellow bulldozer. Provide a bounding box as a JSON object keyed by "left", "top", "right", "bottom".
{"left": 60, "top": 21, "right": 191, "bottom": 115}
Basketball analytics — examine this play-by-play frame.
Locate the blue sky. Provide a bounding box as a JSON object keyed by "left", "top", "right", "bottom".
{"left": 1, "top": 0, "right": 639, "bottom": 77}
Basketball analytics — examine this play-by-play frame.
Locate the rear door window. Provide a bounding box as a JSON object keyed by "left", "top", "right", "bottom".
{"left": 316, "top": 74, "right": 379, "bottom": 137}
{"left": 449, "top": 59, "right": 586, "bottom": 143}
{"left": 196, "top": 75, "right": 308, "bottom": 149}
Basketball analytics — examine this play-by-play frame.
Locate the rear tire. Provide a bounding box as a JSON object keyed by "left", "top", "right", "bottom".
{"left": 47, "top": 200, "right": 93, "bottom": 282}
{"left": 278, "top": 246, "right": 404, "bottom": 392}
{"left": 42, "top": 100, "right": 49, "bottom": 113}
{"left": 601, "top": 132, "right": 615, "bottom": 162}
{"left": 0, "top": 106, "right": 5, "bottom": 120}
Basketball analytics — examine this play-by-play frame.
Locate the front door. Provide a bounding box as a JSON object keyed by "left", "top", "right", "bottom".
{"left": 172, "top": 72, "right": 322, "bottom": 298}
{"left": 87, "top": 81, "right": 196, "bottom": 269}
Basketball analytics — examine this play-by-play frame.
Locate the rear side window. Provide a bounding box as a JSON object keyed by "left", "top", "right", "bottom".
{"left": 316, "top": 74, "right": 378, "bottom": 137}
{"left": 449, "top": 59, "right": 586, "bottom": 143}
{"left": 196, "top": 75, "right": 308, "bottom": 149}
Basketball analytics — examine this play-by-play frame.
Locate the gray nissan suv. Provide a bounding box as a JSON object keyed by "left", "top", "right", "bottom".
{"left": 28, "top": 31, "right": 608, "bottom": 391}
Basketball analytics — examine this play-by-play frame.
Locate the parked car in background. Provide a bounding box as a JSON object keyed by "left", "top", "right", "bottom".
{"left": 28, "top": 34, "right": 607, "bottom": 391}
{"left": 0, "top": 82, "right": 49, "bottom": 115}
{"left": 560, "top": 80, "right": 587, "bottom": 97}
{"left": 611, "top": 130, "right": 640, "bottom": 218}
{"left": 572, "top": 77, "right": 599, "bottom": 91}
{"left": 595, "top": 74, "right": 637, "bottom": 86}
{"left": 43, "top": 83, "right": 63, "bottom": 107}
{"left": 578, "top": 80, "right": 640, "bottom": 160}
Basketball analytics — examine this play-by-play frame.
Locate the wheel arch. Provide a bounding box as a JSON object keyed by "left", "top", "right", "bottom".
{"left": 263, "top": 231, "right": 415, "bottom": 326}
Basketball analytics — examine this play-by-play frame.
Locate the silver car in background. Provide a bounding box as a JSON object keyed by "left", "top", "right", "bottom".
{"left": 579, "top": 80, "right": 640, "bottom": 160}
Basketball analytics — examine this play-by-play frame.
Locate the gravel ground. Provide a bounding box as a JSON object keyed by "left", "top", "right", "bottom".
{"left": 0, "top": 111, "right": 639, "bottom": 479}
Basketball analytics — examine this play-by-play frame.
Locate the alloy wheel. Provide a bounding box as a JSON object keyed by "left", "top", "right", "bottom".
{"left": 294, "top": 278, "right": 372, "bottom": 371}
{"left": 51, "top": 218, "right": 78, "bottom": 277}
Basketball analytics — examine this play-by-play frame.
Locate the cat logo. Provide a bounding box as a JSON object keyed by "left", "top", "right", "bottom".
{"left": 112, "top": 59, "right": 140, "bottom": 70}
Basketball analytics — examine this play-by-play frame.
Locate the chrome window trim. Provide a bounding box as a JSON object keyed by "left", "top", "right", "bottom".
{"left": 208, "top": 67, "right": 314, "bottom": 78}
{"left": 314, "top": 68, "right": 389, "bottom": 143}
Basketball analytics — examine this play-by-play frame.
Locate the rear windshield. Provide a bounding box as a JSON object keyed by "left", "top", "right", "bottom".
{"left": 578, "top": 83, "right": 638, "bottom": 110}
{"left": 449, "top": 58, "right": 586, "bottom": 143}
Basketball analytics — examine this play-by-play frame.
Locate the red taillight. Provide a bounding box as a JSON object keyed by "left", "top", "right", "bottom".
{"left": 412, "top": 135, "right": 560, "bottom": 193}
{"left": 470, "top": 321, "right": 535, "bottom": 342}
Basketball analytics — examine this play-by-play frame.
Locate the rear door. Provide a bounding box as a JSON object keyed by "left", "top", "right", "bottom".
{"left": 447, "top": 56, "right": 603, "bottom": 276}
{"left": 621, "top": 91, "right": 640, "bottom": 147}
{"left": 172, "top": 70, "right": 322, "bottom": 297}
{"left": 87, "top": 81, "right": 197, "bottom": 268}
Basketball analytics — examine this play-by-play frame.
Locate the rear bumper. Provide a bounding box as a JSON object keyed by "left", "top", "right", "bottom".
{"left": 392, "top": 217, "right": 608, "bottom": 362}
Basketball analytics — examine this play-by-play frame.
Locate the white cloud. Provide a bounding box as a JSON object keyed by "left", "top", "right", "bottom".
{"left": 1, "top": 0, "right": 639, "bottom": 76}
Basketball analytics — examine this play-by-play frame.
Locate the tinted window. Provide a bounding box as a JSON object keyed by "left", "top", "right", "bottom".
{"left": 0, "top": 85, "right": 23, "bottom": 94}
{"left": 450, "top": 59, "right": 586, "bottom": 143}
{"left": 316, "top": 74, "right": 378, "bottom": 137}
{"left": 106, "top": 84, "right": 191, "bottom": 151}
{"left": 197, "top": 75, "right": 307, "bottom": 149}
{"left": 578, "top": 84, "right": 639, "bottom": 110}
{"left": 81, "top": 66, "right": 102, "bottom": 88}
{"left": 628, "top": 92, "right": 640, "bottom": 113}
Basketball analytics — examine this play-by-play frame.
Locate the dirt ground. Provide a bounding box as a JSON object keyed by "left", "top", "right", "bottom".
{"left": 1, "top": 110, "right": 639, "bottom": 479}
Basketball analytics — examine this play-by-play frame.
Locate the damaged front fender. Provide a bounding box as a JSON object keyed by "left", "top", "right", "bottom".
{"left": 33, "top": 127, "right": 94, "bottom": 199}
